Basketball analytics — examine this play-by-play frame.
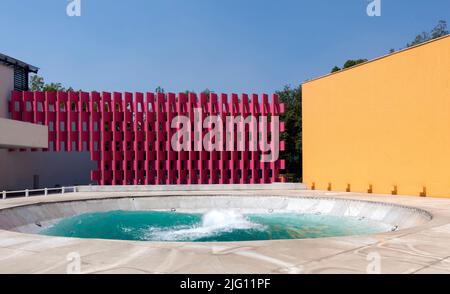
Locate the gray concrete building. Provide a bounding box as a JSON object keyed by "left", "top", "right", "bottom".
{"left": 0, "top": 53, "right": 94, "bottom": 191}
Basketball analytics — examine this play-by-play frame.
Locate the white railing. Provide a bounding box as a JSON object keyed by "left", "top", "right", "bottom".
{"left": 1, "top": 186, "right": 77, "bottom": 200}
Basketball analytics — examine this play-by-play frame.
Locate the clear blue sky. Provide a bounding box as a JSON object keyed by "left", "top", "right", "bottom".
{"left": 0, "top": 0, "right": 448, "bottom": 94}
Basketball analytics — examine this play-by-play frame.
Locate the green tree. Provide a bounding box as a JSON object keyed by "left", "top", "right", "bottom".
{"left": 43, "top": 83, "right": 73, "bottom": 92}
{"left": 343, "top": 59, "right": 368, "bottom": 69}
{"left": 29, "top": 75, "right": 45, "bottom": 91}
{"left": 407, "top": 20, "right": 448, "bottom": 47}
{"left": 201, "top": 88, "right": 214, "bottom": 95}
{"left": 155, "top": 86, "right": 165, "bottom": 93}
{"left": 276, "top": 85, "right": 302, "bottom": 181}
{"left": 431, "top": 20, "right": 449, "bottom": 39}
{"left": 408, "top": 32, "right": 431, "bottom": 47}
{"left": 331, "top": 59, "right": 367, "bottom": 73}
{"left": 331, "top": 66, "right": 341, "bottom": 73}
{"left": 29, "top": 75, "right": 73, "bottom": 92}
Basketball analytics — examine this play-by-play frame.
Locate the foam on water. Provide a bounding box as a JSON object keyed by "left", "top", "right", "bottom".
{"left": 144, "top": 210, "right": 265, "bottom": 241}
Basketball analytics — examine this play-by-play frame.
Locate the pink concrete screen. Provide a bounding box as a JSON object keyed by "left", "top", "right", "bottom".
{"left": 9, "top": 91, "right": 285, "bottom": 185}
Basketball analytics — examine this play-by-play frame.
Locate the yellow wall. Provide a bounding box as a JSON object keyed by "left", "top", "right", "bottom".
{"left": 303, "top": 35, "right": 450, "bottom": 198}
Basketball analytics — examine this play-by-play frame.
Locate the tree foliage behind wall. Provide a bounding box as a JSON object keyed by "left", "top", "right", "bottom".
{"left": 276, "top": 85, "right": 302, "bottom": 181}
{"left": 29, "top": 75, "right": 73, "bottom": 92}
{"left": 331, "top": 59, "right": 368, "bottom": 73}
{"left": 407, "top": 20, "right": 448, "bottom": 47}
{"left": 331, "top": 21, "right": 448, "bottom": 73}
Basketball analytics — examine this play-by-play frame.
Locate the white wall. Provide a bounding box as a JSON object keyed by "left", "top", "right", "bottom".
{"left": 0, "top": 118, "right": 48, "bottom": 149}
{"left": 0, "top": 151, "right": 96, "bottom": 191}
{"left": 0, "top": 64, "right": 14, "bottom": 119}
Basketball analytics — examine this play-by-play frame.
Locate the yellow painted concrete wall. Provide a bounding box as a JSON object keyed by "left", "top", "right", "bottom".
{"left": 303, "top": 35, "right": 450, "bottom": 198}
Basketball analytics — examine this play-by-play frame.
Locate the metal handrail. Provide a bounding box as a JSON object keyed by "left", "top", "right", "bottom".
{"left": 1, "top": 186, "right": 77, "bottom": 200}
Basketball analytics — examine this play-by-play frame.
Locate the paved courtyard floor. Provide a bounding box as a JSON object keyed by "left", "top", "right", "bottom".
{"left": 1, "top": 188, "right": 450, "bottom": 274}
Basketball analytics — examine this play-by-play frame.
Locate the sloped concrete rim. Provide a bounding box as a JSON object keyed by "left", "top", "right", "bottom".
{"left": 0, "top": 189, "right": 450, "bottom": 274}
{"left": 0, "top": 193, "right": 433, "bottom": 235}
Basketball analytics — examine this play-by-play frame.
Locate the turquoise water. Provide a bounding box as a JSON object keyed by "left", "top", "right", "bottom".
{"left": 40, "top": 210, "right": 393, "bottom": 242}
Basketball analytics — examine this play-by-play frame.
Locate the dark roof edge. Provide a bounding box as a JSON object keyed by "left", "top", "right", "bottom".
{"left": 0, "top": 52, "right": 39, "bottom": 73}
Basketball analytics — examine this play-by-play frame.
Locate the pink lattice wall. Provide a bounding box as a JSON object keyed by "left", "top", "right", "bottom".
{"left": 9, "top": 91, "right": 285, "bottom": 185}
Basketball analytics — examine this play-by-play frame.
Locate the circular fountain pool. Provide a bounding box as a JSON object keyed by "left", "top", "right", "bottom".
{"left": 0, "top": 195, "right": 432, "bottom": 242}
{"left": 39, "top": 210, "right": 396, "bottom": 242}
